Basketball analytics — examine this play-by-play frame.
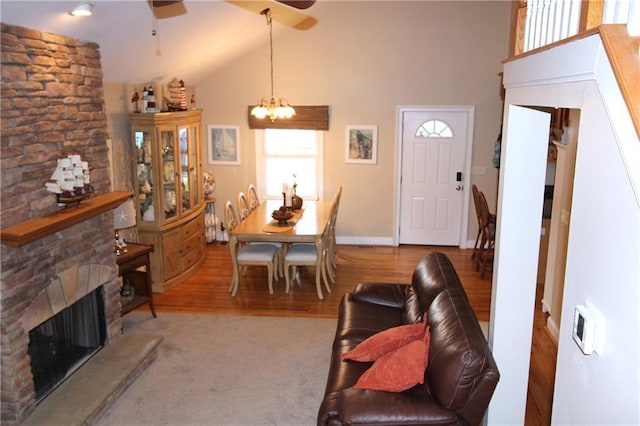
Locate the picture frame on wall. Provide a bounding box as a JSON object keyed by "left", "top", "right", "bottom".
{"left": 208, "top": 125, "right": 240, "bottom": 165}
{"left": 345, "top": 125, "right": 377, "bottom": 164}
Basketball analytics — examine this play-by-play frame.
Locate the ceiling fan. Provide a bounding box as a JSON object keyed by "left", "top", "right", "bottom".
{"left": 227, "top": 0, "right": 317, "bottom": 30}
{"left": 152, "top": 0, "right": 316, "bottom": 10}
{"left": 149, "top": 0, "right": 317, "bottom": 30}
{"left": 148, "top": 0, "right": 187, "bottom": 19}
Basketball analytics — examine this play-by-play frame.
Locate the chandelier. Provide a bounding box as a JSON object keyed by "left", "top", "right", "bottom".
{"left": 251, "top": 8, "right": 295, "bottom": 121}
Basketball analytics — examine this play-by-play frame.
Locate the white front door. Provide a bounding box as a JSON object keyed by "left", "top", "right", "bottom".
{"left": 398, "top": 107, "right": 473, "bottom": 246}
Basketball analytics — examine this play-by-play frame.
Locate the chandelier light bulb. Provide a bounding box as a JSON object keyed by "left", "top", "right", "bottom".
{"left": 251, "top": 9, "right": 295, "bottom": 121}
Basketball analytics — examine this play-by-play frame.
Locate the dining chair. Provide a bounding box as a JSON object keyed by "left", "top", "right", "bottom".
{"left": 237, "top": 192, "right": 251, "bottom": 222}
{"left": 283, "top": 201, "right": 336, "bottom": 299}
{"left": 476, "top": 190, "right": 496, "bottom": 279}
{"left": 471, "top": 185, "right": 483, "bottom": 262}
{"left": 224, "top": 201, "right": 279, "bottom": 295}
{"left": 247, "top": 184, "right": 260, "bottom": 212}
{"left": 328, "top": 186, "right": 343, "bottom": 273}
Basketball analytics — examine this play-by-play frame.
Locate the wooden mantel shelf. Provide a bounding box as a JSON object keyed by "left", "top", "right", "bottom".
{"left": 1, "top": 191, "right": 133, "bottom": 248}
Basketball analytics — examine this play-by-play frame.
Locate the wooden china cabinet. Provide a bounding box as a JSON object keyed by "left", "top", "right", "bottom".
{"left": 129, "top": 109, "right": 205, "bottom": 292}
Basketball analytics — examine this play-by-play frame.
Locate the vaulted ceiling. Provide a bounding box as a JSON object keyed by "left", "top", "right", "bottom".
{"left": 0, "top": 0, "right": 320, "bottom": 84}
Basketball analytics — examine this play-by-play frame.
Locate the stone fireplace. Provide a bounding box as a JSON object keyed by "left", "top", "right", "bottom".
{"left": 0, "top": 23, "right": 125, "bottom": 424}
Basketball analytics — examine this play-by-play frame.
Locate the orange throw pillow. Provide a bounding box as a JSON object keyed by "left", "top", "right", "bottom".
{"left": 352, "top": 329, "right": 430, "bottom": 392}
{"left": 342, "top": 316, "right": 428, "bottom": 362}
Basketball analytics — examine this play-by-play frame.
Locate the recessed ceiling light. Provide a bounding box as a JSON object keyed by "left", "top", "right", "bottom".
{"left": 70, "top": 3, "right": 94, "bottom": 17}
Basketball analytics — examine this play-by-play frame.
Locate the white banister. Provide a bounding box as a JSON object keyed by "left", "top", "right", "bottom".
{"left": 524, "top": 0, "right": 638, "bottom": 53}
{"left": 523, "top": 0, "right": 580, "bottom": 52}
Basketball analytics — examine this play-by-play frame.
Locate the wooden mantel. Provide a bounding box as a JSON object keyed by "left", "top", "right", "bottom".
{"left": 1, "top": 191, "right": 133, "bottom": 248}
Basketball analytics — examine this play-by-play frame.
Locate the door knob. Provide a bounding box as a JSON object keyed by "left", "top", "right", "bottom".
{"left": 456, "top": 185, "right": 463, "bottom": 191}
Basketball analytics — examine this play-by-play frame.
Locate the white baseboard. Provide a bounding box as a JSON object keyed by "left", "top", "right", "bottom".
{"left": 541, "top": 299, "right": 551, "bottom": 314}
{"left": 336, "top": 236, "right": 395, "bottom": 246}
{"left": 546, "top": 315, "right": 560, "bottom": 344}
{"left": 335, "top": 236, "right": 476, "bottom": 248}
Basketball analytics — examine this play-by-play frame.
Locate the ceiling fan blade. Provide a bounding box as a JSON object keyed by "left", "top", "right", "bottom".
{"left": 148, "top": 0, "right": 187, "bottom": 19}
{"left": 152, "top": 0, "right": 183, "bottom": 6}
{"left": 275, "top": 0, "right": 316, "bottom": 10}
{"left": 226, "top": 1, "right": 317, "bottom": 30}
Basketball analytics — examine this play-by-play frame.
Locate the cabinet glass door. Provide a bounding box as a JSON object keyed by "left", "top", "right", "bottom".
{"left": 160, "top": 129, "right": 177, "bottom": 220}
{"left": 190, "top": 126, "right": 200, "bottom": 205}
{"left": 178, "top": 126, "right": 191, "bottom": 213}
{"left": 135, "top": 130, "right": 154, "bottom": 223}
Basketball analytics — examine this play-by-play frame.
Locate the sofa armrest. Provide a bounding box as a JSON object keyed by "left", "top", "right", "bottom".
{"left": 351, "top": 283, "right": 410, "bottom": 309}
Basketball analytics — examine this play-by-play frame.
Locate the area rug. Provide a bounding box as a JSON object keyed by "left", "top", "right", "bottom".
{"left": 96, "top": 312, "right": 337, "bottom": 426}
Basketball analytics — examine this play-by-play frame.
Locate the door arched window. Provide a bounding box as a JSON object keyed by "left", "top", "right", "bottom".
{"left": 416, "top": 119, "right": 453, "bottom": 138}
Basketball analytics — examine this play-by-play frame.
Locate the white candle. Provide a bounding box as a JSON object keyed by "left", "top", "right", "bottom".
{"left": 282, "top": 183, "right": 288, "bottom": 193}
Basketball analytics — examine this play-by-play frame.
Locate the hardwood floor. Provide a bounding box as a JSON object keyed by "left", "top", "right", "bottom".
{"left": 145, "top": 242, "right": 556, "bottom": 425}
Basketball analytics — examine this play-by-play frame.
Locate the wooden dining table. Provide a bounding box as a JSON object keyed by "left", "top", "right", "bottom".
{"left": 229, "top": 199, "right": 334, "bottom": 299}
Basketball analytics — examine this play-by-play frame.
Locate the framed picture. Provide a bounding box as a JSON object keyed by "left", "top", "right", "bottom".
{"left": 345, "top": 125, "right": 377, "bottom": 164}
{"left": 208, "top": 125, "right": 240, "bottom": 165}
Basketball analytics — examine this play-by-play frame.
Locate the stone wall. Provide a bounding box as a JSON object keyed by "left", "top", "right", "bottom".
{"left": 0, "top": 23, "right": 122, "bottom": 424}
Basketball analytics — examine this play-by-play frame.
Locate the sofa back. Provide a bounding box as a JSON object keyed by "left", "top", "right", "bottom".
{"left": 408, "top": 252, "right": 500, "bottom": 425}
{"left": 412, "top": 251, "right": 467, "bottom": 306}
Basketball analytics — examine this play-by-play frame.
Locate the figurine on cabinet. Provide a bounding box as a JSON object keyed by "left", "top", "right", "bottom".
{"left": 203, "top": 171, "right": 216, "bottom": 199}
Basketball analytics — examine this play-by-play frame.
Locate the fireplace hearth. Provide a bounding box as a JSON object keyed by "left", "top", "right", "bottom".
{"left": 28, "top": 288, "right": 106, "bottom": 403}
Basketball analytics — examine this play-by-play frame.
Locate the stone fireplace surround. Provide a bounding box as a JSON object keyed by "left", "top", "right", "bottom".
{"left": 0, "top": 23, "right": 124, "bottom": 424}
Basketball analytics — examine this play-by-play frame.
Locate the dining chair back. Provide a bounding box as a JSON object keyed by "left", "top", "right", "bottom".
{"left": 471, "top": 184, "right": 483, "bottom": 261}
{"left": 247, "top": 184, "right": 260, "bottom": 212}
{"left": 476, "top": 190, "right": 496, "bottom": 279}
{"left": 237, "top": 192, "right": 251, "bottom": 221}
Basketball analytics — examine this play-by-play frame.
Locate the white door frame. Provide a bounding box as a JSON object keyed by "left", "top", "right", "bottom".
{"left": 393, "top": 105, "right": 475, "bottom": 247}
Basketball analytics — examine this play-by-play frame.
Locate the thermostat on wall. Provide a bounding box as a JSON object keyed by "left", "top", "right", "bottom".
{"left": 572, "top": 304, "right": 600, "bottom": 355}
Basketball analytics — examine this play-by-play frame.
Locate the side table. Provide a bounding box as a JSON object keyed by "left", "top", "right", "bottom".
{"left": 116, "top": 242, "right": 157, "bottom": 317}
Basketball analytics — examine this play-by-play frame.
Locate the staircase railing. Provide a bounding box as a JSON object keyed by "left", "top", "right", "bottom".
{"left": 511, "top": 0, "right": 639, "bottom": 138}
{"left": 514, "top": 0, "right": 639, "bottom": 54}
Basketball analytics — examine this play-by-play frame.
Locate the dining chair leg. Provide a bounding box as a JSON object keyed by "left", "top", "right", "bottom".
{"left": 267, "top": 264, "right": 274, "bottom": 294}
{"left": 314, "top": 264, "right": 324, "bottom": 300}
{"left": 471, "top": 228, "right": 481, "bottom": 260}
{"left": 284, "top": 263, "right": 292, "bottom": 293}
{"left": 322, "top": 257, "right": 332, "bottom": 295}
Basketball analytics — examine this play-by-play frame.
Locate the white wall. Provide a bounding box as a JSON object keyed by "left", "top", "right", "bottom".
{"left": 194, "top": 1, "right": 510, "bottom": 244}
{"left": 490, "top": 31, "right": 640, "bottom": 424}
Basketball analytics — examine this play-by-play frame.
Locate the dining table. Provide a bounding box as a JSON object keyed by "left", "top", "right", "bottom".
{"left": 229, "top": 199, "right": 334, "bottom": 299}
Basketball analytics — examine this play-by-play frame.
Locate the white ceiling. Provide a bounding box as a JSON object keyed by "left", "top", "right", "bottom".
{"left": 0, "top": 0, "right": 319, "bottom": 84}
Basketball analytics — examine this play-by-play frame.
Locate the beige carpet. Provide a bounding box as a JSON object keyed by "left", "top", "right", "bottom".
{"left": 96, "top": 312, "right": 337, "bottom": 426}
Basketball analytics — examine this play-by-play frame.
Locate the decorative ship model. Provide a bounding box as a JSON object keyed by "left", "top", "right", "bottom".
{"left": 45, "top": 154, "right": 94, "bottom": 206}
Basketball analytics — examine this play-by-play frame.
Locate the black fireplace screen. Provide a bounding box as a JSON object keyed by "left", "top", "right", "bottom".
{"left": 28, "top": 288, "right": 106, "bottom": 403}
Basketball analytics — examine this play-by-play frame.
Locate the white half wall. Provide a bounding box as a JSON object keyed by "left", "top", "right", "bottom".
{"left": 490, "top": 31, "right": 640, "bottom": 424}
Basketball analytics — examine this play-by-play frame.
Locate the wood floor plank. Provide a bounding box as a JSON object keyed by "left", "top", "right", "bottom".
{"left": 139, "top": 242, "right": 555, "bottom": 425}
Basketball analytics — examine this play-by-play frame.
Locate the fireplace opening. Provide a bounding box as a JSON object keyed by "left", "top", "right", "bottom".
{"left": 28, "top": 288, "right": 106, "bottom": 403}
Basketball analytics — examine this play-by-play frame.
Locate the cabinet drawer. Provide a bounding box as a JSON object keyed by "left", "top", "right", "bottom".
{"left": 183, "top": 232, "right": 202, "bottom": 254}
{"left": 183, "top": 242, "right": 203, "bottom": 270}
{"left": 182, "top": 215, "right": 204, "bottom": 240}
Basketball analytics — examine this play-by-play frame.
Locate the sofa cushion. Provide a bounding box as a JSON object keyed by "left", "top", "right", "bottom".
{"left": 342, "top": 315, "right": 427, "bottom": 362}
{"left": 427, "top": 288, "right": 488, "bottom": 410}
{"left": 334, "top": 293, "right": 404, "bottom": 343}
{"left": 351, "top": 283, "right": 409, "bottom": 309}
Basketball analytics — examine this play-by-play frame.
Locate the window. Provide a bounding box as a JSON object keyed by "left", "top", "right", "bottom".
{"left": 256, "top": 129, "right": 324, "bottom": 201}
{"left": 416, "top": 119, "right": 453, "bottom": 138}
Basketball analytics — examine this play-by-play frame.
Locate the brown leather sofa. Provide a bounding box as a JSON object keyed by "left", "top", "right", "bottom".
{"left": 318, "top": 252, "right": 499, "bottom": 426}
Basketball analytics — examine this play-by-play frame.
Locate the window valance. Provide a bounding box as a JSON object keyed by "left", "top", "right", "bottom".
{"left": 247, "top": 106, "right": 329, "bottom": 130}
